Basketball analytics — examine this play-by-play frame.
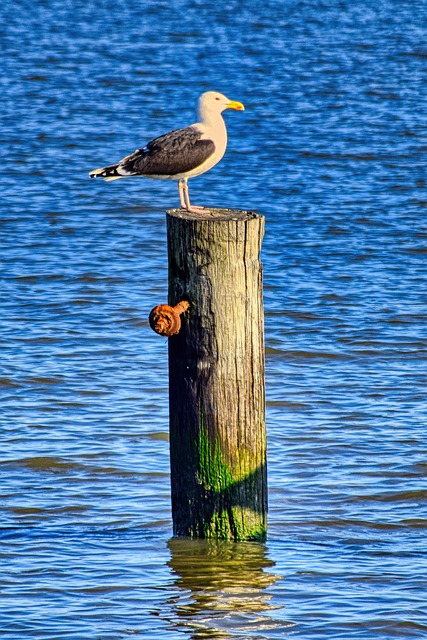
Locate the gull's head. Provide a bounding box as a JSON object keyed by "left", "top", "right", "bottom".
{"left": 197, "top": 91, "right": 245, "bottom": 119}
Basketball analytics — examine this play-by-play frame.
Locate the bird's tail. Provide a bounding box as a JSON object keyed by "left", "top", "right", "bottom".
{"left": 89, "top": 164, "right": 122, "bottom": 181}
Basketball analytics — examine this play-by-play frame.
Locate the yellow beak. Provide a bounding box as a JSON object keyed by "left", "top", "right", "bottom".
{"left": 226, "top": 100, "right": 245, "bottom": 111}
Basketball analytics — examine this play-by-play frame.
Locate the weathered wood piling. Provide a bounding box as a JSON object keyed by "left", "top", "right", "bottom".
{"left": 166, "top": 208, "right": 266, "bottom": 541}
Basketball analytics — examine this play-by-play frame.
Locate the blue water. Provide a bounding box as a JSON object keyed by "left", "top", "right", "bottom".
{"left": 1, "top": 0, "right": 427, "bottom": 638}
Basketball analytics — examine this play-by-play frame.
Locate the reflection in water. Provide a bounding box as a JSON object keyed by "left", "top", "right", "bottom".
{"left": 166, "top": 537, "right": 290, "bottom": 639}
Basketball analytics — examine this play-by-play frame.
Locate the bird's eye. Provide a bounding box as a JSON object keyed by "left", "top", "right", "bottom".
{"left": 215, "top": 97, "right": 220, "bottom": 100}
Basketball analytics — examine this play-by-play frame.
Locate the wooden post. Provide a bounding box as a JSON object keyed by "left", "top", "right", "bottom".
{"left": 166, "top": 208, "right": 266, "bottom": 541}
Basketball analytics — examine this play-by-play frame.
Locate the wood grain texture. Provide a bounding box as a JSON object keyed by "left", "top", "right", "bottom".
{"left": 167, "top": 208, "right": 266, "bottom": 540}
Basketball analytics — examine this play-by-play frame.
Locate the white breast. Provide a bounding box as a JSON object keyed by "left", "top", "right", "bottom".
{"left": 185, "top": 119, "right": 228, "bottom": 179}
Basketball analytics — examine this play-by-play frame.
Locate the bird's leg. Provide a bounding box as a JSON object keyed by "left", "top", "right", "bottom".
{"left": 182, "top": 179, "right": 206, "bottom": 214}
{"left": 178, "top": 179, "right": 187, "bottom": 209}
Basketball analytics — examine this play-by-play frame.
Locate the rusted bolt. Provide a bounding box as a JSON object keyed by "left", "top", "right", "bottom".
{"left": 149, "top": 300, "right": 190, "bottom": 337}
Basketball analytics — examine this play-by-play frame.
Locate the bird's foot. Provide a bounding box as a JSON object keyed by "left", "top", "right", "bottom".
{"left": 183, "top": 205, "right": 207, "bottom": 214}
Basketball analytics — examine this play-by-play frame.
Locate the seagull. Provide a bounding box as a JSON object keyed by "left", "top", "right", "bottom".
{"left": 89, "top": 91, "right": 244, "bottom": 214}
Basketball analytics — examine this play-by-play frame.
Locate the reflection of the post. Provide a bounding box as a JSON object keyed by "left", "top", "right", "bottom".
{"left": 167, "top": 537, "right": 288, "bottom": 639}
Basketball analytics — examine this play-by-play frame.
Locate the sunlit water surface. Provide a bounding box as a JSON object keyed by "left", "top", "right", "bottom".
{"left": 1, "top": 0, "right": 426, "bottom": 638}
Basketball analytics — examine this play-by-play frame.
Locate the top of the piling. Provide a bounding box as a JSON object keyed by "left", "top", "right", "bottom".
{"left": 166, "top": 208, "right": 262, "bottom": 222}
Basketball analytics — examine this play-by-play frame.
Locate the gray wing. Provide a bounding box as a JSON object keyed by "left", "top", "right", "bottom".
{"left": 119, "top": 126, "right": 215, "bottom": 176}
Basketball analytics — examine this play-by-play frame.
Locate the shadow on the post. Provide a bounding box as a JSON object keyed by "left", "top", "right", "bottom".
{"left": 166, "top": 536, "right": 290, "bottom": 639}
{"left": 172, "top": 462, "right": 267, "bottom": 541}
